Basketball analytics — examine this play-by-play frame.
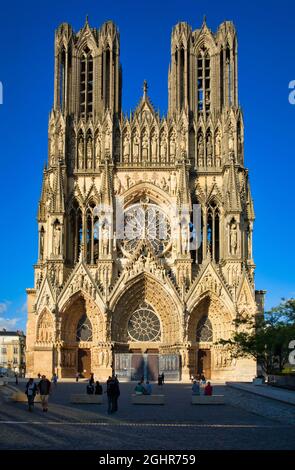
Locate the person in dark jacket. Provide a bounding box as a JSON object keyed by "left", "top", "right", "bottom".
{"left": 95, "top": 381, "right": 103, "bottom": 395}
{"left": 38, "top": 375, "right": 51, "bottom": 412}
{"left": 89, "top": 373, "right": 95, "bottom": 385}
{"left": 107, "top": 376, "right": 120, "bottom": 414}
{"left": 25, "top": 378, "right": 38, "bottom": 412}
{"left": 86, "top": 383, "right": 94, "bottom": 394}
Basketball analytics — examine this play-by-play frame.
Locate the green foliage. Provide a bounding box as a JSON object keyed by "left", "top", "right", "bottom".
{"left": 217, "top": 298, "right": 295, "bottom": 375}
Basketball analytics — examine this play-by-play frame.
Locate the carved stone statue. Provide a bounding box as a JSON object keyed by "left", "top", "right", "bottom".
{"left": 151, "top": 133, "right": 157, "bottom": 162}
{"left": 206, "top": 134, "right": 212, "bottom": 166}
{"left": 78, "top": 138, "right": 84, "bottom": 169}
{"left": 105, "top": 128, "right": 111, "bottom": 152}
{"left": 101, "top": 223, "right": 109, "bottom": 255}
{"left": 123, "top": 132, "right": 130, "bottom": 162}
{"left": 58, "top": 132, "right": 63, "bottom": 155}
{"left": 142, "top": 132, "right": 149, "bottom": 161}
{"left": 169, "top": 131, "right": 176, "bottom": 161}
{"left": 198, "top": 134, "right": 204, "bottom": 166}
{"left": 87, "top": 137, "right": 93, "bottom": 169}
{"left": 215, "top": 132, "right": 221, "bottom": 166}
{"left": 230, "top": 222, "right": 238, "bottom": 255}
{"left": 53, "top": 224, "right": 61, "bottom": 255}
{"left": 132, "top": 132, "right": 139, "bottom": 162}
{"left": 95, "top": 135, "right": 101, "bottom": 167}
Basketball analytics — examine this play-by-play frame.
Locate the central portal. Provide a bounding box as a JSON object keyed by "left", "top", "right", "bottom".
{"left": 78, "top": 349, "right": 91, "bottom": 378}
{"left": 197, "top": 349, "right": 211, "bottom": 379}
{"left": 114, "top": 353, "right": 180, "bottom": 381}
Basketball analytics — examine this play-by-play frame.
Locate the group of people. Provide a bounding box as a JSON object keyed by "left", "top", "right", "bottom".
{"left": 86, "top": 373, "right": 121, "bottom": 414}
{"left": 86, "top": 373, "right": 103, "bottom": 395}
{"left": 191, "top": 373, "right": 213, "bottom": 396}
{"left": 25, "top": 375, "right": 52, "bottom": 412}
{"left": 134, "top": 379, "right": 152, "bottom": 395}
{"left": 24, "top": 370, "right": 213, "bottom": 413}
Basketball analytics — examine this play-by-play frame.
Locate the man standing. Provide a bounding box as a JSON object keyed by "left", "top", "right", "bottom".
{"left": 25, "top": 378, "right": 38, "bottom": 412}
{"left": 38, "top": 375, "right": 51, "bottom": 412}
{"left": 107, "top": 375, "right": 120, "bottom": 414}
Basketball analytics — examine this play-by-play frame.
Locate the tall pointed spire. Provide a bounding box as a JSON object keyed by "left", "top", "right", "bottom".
{"left": 38, "top": 168, "right": 48, "bottom": 222}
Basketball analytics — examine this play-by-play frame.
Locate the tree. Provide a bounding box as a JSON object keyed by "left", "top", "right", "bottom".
{"left": 218, "top": 298, "right": 295, "bottom": 375}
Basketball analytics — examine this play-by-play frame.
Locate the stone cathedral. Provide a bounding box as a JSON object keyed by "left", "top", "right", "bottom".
{"left": 26, "top": 17, "right": 265, "bottom": 382}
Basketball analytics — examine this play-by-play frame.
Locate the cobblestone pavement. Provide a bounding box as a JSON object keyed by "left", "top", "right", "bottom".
{"left": 0, "top": 382, "right": 295, "bottom": 450}
{"left": 226, "top": 385, "right": 295, "bottom": 425}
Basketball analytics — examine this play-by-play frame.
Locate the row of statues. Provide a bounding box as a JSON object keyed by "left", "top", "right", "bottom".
{"left": 49, "top": 126, "right": 243, "bottom": 168}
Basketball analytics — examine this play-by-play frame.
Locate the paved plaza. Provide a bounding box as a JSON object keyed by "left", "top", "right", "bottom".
{"left": 0, "top": 381, "right": 295, "bottom": 450}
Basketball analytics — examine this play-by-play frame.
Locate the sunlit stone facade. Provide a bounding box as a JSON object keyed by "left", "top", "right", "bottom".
{"left": 26, "top": 18, "right": 264, "bottom": 381}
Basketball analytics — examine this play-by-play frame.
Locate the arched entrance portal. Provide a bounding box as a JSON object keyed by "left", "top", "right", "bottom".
{"left": 59, "top": 292, "right": 105, "bottom": 378}
{"left": 188, "top": 295, "right": 233, "bottom": 381}
{"left": 111, "top": 274, "right": 182, "bottom": 381}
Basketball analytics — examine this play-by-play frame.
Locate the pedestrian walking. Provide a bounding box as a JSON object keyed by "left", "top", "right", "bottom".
{"left": 25, "top": 378, "right": 38, "bottom": 412}
{"left": 38, "top": 375, "right": 51, "bottom": 412}
{"left": 161, "top": 372, "right": 165, "bottom": 384}
{"left": 15, "top": 372, "right": 19, "bottom": 385}
{"left": 75, "top": 372, "right": 79, "bottom": 383}
{"left": 51, "top": 373, "right": 58, "bottom": 387}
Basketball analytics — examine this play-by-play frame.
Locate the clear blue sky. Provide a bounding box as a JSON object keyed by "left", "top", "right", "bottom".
{"left": 0, "top": 0, "right": 294, "bottom": 331}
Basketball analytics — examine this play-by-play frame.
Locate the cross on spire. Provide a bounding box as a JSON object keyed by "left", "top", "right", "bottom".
{"left": 143, "top": 80, "right": 148, "bottom": 97}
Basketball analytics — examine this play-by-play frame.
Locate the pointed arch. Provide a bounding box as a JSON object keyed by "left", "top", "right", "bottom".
{"left": 110, "top": 273, "right": 182, "bottom": 345}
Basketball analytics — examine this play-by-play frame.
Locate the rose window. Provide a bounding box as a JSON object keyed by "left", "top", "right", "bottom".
{"left": 122, "top": 203, "right": 171, "bottom": 255}
{"left": 128, "top": 304, "right": 161, "bottom": 342}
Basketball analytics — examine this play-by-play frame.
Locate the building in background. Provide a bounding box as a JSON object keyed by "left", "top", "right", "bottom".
{"left": 0, "top": 330, "right": 26, "bottom": 376}
{"left": 26, "top": 17, "right": 265, "bottom": 381}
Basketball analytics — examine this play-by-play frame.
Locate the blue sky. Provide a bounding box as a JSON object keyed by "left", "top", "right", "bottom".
{"left": 0, "top": 0, "right": 294, "bottom": 331}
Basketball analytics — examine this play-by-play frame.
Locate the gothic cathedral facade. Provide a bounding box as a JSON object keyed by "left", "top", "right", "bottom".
{"left": 26, "top": 18, "right": 265, "bottom": 382}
